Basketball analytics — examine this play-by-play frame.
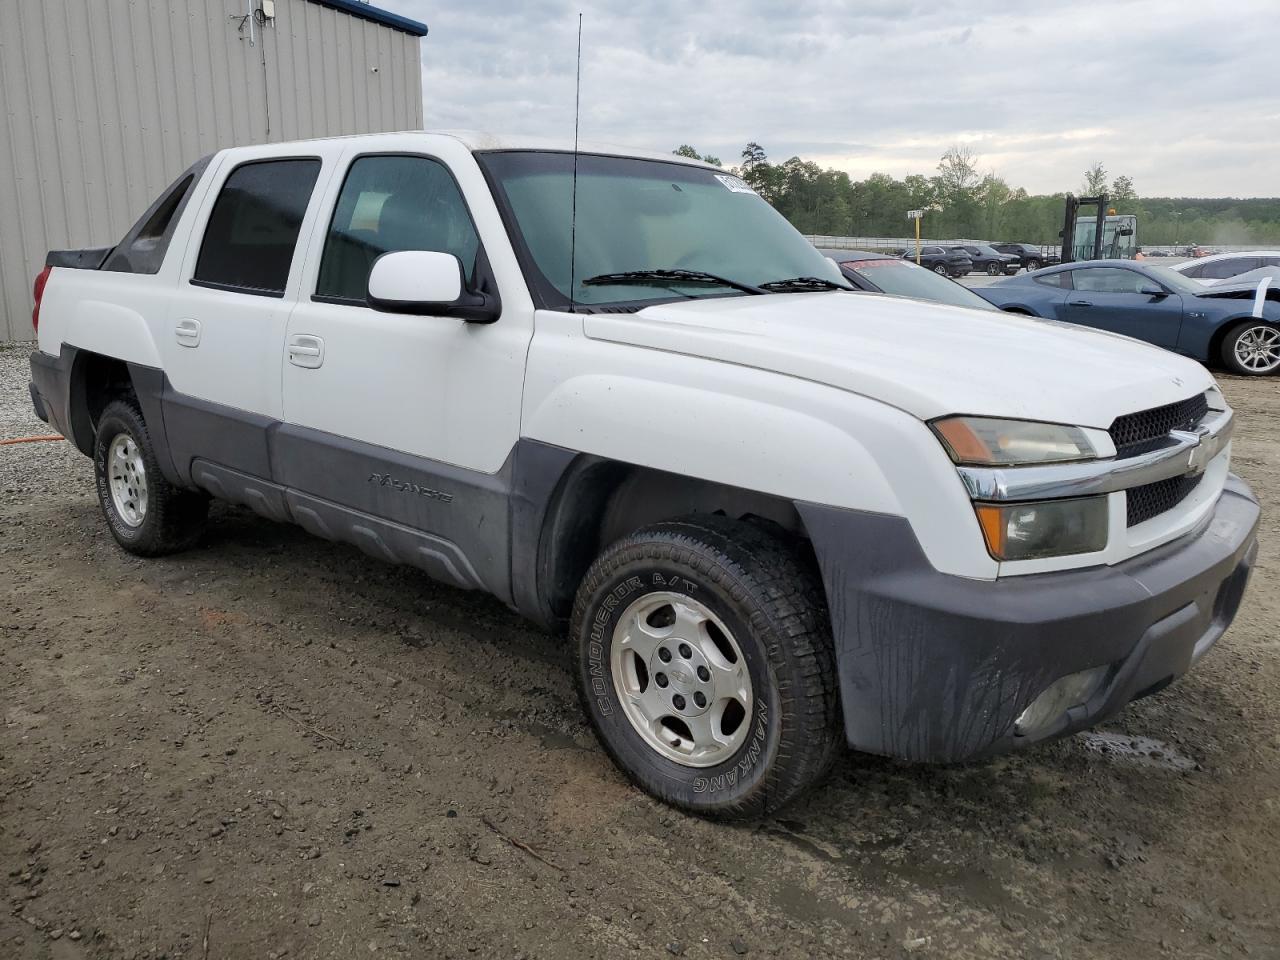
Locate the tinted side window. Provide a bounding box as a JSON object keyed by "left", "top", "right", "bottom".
{"left": 1034, "top": 271, "right": 1071, "bottom": 288}
{"left": 316, "top": 155, "right": 481, "bottom": 303}
{"left": 1202, "top": 257, "right": 1258, "bottom": 280}
{"left": 1179, "top": 262, "right": 1205, "bottom": 279}
{"left": 193, "top": 159, "right": 321, "bottom": 296}
{"left": 1072, "top": 268, "right": 1149, "bottom": 294}
{"left": 103, "top": 156, "right": 212, "bottom": 275}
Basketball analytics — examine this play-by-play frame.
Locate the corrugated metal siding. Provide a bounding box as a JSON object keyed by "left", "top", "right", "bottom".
{"left": 0, "top": 0, "right": 423, "bottom": 343}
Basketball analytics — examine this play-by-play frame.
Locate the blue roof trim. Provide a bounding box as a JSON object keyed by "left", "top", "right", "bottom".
{"left": 304, "top": 0, "right": 428, "bottom": 37}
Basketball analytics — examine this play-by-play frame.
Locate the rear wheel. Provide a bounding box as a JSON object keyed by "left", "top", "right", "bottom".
{"left": 572, "top": 516, "right": 841, "bottom": 819}
{"left": 1024, "top": 258, "right": 1041, "bottom": 271}
{"left": 1221, "top": 322, "right": 1280, "bottom": 376}
{"left": 94, "top": 398, "right": 208, "bottom": 555}
{"left": 933, "top": 264, "right": 949, "bottom": 276}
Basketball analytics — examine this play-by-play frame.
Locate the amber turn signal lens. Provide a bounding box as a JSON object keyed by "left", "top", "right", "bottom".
{"left": 932, "top": 416, "right": 1097, "bottom": 466}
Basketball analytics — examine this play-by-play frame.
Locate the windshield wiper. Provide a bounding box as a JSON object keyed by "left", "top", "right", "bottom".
{"left": 581, "top": 269, "right": 766, "bottom": 296}
{"left": 758, "top": 276, "right": 853, "bottom": 293}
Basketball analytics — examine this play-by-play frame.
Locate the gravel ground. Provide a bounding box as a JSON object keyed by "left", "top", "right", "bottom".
{"left": 2, "top": 341, "right": 1278, "bottom": 960}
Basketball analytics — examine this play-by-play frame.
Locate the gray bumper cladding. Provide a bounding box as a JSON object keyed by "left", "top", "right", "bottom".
{"left": 798, "top": 475, "right": 1260, "bottom": 763}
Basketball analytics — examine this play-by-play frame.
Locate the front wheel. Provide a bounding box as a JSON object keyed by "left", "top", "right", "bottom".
{"left": 1221, "top": 322, "right": 1280, "bottom": 375}
{"left": 986, "top": 261, "right": 1003, "bottom": 276}
{"left": 572, "top": 516, "right": 841, "bottom": 819}
{"left": 94, "top": 398, "right": 208, "bottom": 556}
{"left": 1024, "top": 258, "right": 1041, "bottom": 272}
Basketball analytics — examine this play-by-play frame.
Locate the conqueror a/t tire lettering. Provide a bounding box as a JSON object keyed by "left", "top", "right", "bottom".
{"left": 571, "top": 516, "right": 842, "bottom": 819}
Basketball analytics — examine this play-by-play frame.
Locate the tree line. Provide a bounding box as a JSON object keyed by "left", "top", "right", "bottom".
{"left": 673, "top": 143, "right": 1280, "bottom": 247}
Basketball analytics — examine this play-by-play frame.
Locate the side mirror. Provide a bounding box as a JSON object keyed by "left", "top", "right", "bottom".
{"left": 1138, "top": 283, "right": 1167, "bottom": 298}
{"left": 367, "top": 250, "right": 500, "bottom": 323}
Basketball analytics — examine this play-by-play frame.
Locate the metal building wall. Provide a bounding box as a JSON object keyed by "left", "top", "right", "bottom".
{"left": 0, "top": 0, "right": 424, "bottom": 343}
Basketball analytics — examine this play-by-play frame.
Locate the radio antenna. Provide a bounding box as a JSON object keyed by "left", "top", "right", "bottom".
{"left": 568, "top": 13, "right": 583, "bottom": 313}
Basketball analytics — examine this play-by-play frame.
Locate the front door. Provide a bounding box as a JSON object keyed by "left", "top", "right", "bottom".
{"left": 277, "top": 149, "right": 532, "bottom": 592}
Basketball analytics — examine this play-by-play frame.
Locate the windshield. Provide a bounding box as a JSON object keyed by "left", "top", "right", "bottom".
{"left": 477, "top": 151, "right": 843, "bottom": 308}
{"left": 836, "top": 258, "right": 997, "bottom": 311}
{"left": 1143, "top": 264, "right": 1205, "bottom": 296}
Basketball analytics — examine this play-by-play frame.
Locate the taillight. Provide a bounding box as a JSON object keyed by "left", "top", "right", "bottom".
{"left": 32, "top": 265, "right": 51, "bottom": 332}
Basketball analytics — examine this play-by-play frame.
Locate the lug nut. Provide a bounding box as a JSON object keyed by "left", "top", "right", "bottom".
{"left": 655, "top": 673, "right": 669, "bottom": 688}
{"left": 678, "top": 643, "right": 692, "bottom": 659}
{"left": 672, "top": 694, "right": 686, "bottom": 711}
{"left": 696, "top": 665, "right": 710, "bottom": 682}
{"left": 658, "top": 647, "right": 672, "bottom": 663}
{"left": 693, "top": 692, "right": 706, "bottom": 708}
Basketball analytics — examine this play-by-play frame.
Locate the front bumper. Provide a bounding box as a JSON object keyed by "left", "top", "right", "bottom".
{"left": 798, "top": 474, "right": 1260, "bottom": 763}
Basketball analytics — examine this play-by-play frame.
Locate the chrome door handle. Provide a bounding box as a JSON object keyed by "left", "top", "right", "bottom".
{"left": 175, "top": 318, "right": 202, "bottom": 347}
{"left": 287, "top": 334, "right": 324, "bottom": 369}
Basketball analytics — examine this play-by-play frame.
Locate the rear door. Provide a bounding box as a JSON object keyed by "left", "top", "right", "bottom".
{"left": 1063, "top": 267, "right": 1184, "bottom": 347}
{"left": 162, "top": 148, "right": 338, "bottom": 480}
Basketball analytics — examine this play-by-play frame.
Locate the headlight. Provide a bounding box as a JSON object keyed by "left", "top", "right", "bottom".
{"left": 974, "top": 497, "right": 1108, "bottom": 561}
{"left": 932, "top": 416, "right": 1098, "bottom": 466}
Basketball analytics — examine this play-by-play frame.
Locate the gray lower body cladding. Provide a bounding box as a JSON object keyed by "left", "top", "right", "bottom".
{"left": 30, "top": 349, "right": 1263, "bottom": 767}
{"left": 798, "top": 474, "right": 1260, "bottom": 763}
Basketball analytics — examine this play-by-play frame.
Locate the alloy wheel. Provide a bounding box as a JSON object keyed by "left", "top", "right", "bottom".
{"left": 610, "top": 592, "right": 753, "bottom": 768}
{"left": 1234, "top": 325, "right": 1280, "bottom": 373}
{"left": 107, "top": 433, "right": 148, "bottom": 527}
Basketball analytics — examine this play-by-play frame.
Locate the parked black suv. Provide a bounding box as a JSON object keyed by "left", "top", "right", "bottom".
{"left": 902, "top": 245, "right": 972, "bottom": 277}
{"left": 960, "top": 244, "right": 1022, "bottom": 276}
{"left": 991, "top": 242, "right": 1060, "bottom": 272}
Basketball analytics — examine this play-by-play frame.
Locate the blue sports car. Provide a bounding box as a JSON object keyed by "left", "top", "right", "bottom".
{"left": 979, "top": 259, "right": 1280, "bottom": 376}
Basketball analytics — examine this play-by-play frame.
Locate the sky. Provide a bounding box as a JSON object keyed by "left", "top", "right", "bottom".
{"left": 372, "top": 0, "right": 1279, "bottom": 198}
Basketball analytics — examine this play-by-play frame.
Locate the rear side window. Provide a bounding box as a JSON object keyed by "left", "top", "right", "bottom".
{"left": 1035, "top": 271, "right": 1072, "bottom": 288}
{"left": 103, "top": 156, "right": 211, "bottom": 275}
{"left": 193, "top": 158, "right": 321, "bottom": 297}
{"left": 315, "top": 155, "right": 481, "bottom": 304}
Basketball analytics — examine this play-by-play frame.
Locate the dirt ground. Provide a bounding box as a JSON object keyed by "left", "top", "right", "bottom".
{"left": 2, "top": 343, "right": 1278, "bottom": 960}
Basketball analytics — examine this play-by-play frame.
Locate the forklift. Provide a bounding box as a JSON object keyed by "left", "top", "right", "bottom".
{"left": 1059, "top": 194, "right": 1137, "bottom": 262}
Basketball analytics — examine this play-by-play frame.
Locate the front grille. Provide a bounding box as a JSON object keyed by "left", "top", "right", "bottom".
{"left": 1126, "top": 473, "right": 1203, "bottom": 527}
{"left": 1109, "top": 394, "right": 1209, "bottom": 458}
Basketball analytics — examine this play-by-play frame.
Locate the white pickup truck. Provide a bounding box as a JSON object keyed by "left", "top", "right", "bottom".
{"left": 28, "top": 132, "right": 1259, "bottom": 818}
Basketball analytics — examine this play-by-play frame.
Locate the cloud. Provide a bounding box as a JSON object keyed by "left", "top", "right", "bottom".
{"left": 371, "top": 0, "right": 1279, "bottom": 197}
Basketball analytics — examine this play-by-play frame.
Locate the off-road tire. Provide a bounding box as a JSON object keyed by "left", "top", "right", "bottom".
{"left": 572, "top": 515, "right": 841, "bottom": 819}
{"left": 94, "top": 397, "right": 208, "bottom": 556}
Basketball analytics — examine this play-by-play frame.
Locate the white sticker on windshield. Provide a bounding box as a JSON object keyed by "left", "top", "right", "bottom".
{"left": 715, "top": 174, "right": 756, "bottom": 194}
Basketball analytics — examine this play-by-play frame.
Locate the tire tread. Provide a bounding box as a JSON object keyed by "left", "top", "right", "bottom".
{"left": 571, "top": 515, "right": 841, "bottom": 819}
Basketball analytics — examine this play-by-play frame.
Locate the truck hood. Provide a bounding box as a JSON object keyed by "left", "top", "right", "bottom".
{"left": 583, "top": 292, "right": 1213, "bottom": 427}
